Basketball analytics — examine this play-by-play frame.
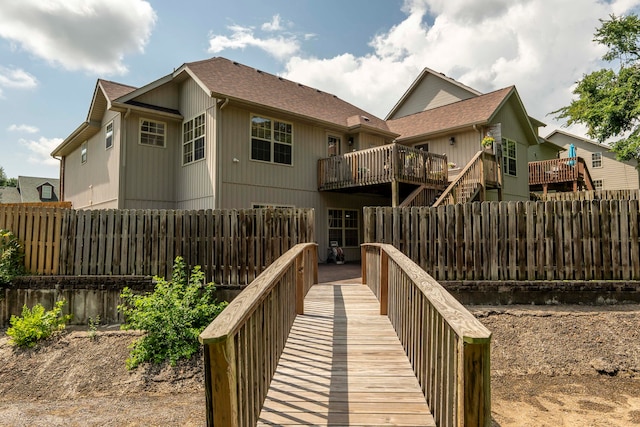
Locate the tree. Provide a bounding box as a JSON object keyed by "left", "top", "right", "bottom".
{"left": 0, "top": 167, "right": 17, "bottom": 187}
{"left": 553, "top": 14, "right": 640, "bottom": 162}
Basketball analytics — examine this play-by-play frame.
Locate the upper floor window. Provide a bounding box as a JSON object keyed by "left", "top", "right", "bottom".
{"left": 140, "top": 119, "right": 166, "bottom": 147}
{"left": 81, "top": 142, "right": 87, "bottom": 164}
{"left": 105, "top": 121, "right": 113, "bottom": 149}
{"left": 41, "top": 184, "right": 52, "bottom": 200}
{"left": 183, "top": 113, "right": 205, "bottom": 165}
{"left": 251, "top": 115, "right": 292, "bottom": 165}
{"left": 502, "top": 138, "right": 517, "bottom": 176}
{"left": 592, "top": 152, "right": 603, "bottom": 168}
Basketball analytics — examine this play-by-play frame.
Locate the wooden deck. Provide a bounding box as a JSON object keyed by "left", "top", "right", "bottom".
{"left": 258, "top": 281, "right": 436, "bottom": 426}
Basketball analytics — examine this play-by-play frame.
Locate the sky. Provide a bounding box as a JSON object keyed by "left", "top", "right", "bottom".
{"left": 1, "top": 0, "right": 639, "bottom": 180}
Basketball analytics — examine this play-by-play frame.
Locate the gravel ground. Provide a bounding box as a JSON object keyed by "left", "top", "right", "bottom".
{"left": 1, "top": 305, "right": 639, "bottom": 426}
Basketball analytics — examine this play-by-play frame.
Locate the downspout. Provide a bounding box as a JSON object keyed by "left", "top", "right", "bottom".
{"left": 119, "top": 108, "right": 131, "bottom": 209}
{"left": 214, "top": 98, "right": 229, "bottom": 209}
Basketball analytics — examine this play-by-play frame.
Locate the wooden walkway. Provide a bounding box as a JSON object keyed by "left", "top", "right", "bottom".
{"left": 258, "top": 281, "right": 436, "bottom": 426}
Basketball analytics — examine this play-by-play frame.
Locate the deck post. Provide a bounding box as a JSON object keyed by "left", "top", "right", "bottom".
{"left": 296, "top": 253, "right": 304, "bottom": 315}
{"left": 361, "top": 245, "right": 367, "bottom": 285}
{"left": 379, "top": 249, "right": 388, "bottom": 315}
{"left": 208, "top": 338, "right": 238, "bottom": 427}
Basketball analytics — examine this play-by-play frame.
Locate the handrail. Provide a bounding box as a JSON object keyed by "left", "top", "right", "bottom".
{"left": 528, "top": 157, "right": 580, "bottom": 185}
{"left": 577, "top": 157, "right": 595, "bottom": 190}
{"left": 433, "top": 150, "right": 493, "bottom": 207}
{"left": 318, "top": 143, "right": 448, "bottom": 191}
{"left": 199, "top": 243, "right": 318, "bottom": 427}
{"left": 362, "top": 243, "right": 492, "bottom": 427}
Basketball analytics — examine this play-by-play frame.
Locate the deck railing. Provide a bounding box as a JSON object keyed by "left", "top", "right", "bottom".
{"left": 199, "top": 243, "right": 318, "bottom": 427}
{"left": 529, "top": 157, "right": 580, "bottom": 185}
{"left": 318, "top": 143, "right": 448, "bottom": 191}
{"left": 433, "top": 151, "right": 500, "bottom": 207}
{"left": 362, "top": 243, "right": 492, "bottom": 427}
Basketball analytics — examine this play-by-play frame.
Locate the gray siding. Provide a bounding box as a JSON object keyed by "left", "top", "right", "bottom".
{"left": 64, "top": 110, "right": 121, "bottom": 209}
{"left": 390, "top": 74, "right": 477, "bottom": 119}
{"left": 528, "top": 142, "right": 562, "bottom": 162}
{"left": 175, "top": 79, "right": 217, "bottom": 209}
{"left": 549, "top": 133, "right": 640, "bottom": 191}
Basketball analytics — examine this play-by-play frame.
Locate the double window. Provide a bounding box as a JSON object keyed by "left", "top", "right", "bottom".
{"left": 140, "top": 119, "right": 166, "bottom": 147}
{"left": 251, "top": 115, "right": 292, "bottom": 165}
{"left": 105, "top": 121, "right": 113, "bottom": 149}
{"left": 592, "top": 152, "right": 603, "bottom": 168}
{"left": 328, "top": 209, "right": 359, "bottom": 248}
{"left": 183, "top": 113, "right": 205, "bottom": 165}
{"left": 502, "top": 138, "right": 517, "bottom": 176}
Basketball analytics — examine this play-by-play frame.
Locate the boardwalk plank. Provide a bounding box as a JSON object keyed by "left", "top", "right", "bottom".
{"left": 259, "top": 283, "right": 435, "bottom": 427}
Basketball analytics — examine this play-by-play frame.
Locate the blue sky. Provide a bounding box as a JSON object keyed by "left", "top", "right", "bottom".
{"left": 1, "top": 0, "right": 639, "bottom": 180}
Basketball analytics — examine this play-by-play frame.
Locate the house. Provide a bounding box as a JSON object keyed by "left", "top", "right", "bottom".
{"left": 546, "top": 130, "right": 639, "bottom": 191}
{"left": 51, "top": 57, "right": 545, "bottom": 262}
{"left": 386, "top": 68, "right": 545, "bottom": 201}
{"left": 0, "top": 176, "right": 60, "bottom": 204}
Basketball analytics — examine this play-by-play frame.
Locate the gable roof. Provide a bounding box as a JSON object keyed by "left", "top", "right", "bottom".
{"left": 386, "top": 67, "right": 482, "bottom": 120}
{"left": 545, "top": 129, "right": 612, "bottom": 151}
{"left": 0, "top": 187, "right": 21, "bottom": 204}
{"left": 387, "top": 87, "right": 514, "bottom": 140}
{"left": 17, "top": 176, "right": 60, "bottom": 202}
{"left": 178, "top": 57, "right": 393, "bottom": 134}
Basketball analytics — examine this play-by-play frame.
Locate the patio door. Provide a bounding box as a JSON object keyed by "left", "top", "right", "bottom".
{"left": 328, "top": 135, "right": 341, "bottom": 157}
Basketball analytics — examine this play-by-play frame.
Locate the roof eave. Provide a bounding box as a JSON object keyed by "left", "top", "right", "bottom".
{"left": 111, "top": 102, "right": 184, "bottom": 121}
{"left": 51, "top": 121, "right": 100, "bottom": 157}
{"left": 394, "top": 121, "right": 487, "bottom": 143}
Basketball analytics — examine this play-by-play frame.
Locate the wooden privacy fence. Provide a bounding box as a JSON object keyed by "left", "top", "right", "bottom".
{"left": 362, "top": 243, "right": 491, "bottom": 427}
{"left": 0, "top": 206, "right": 315, "bottom": 285}
{"left": 199, "top": 243, "right": 318, "bottom": 427}
{"left": 364, "top": 200, "right": 640, "bottom": 281}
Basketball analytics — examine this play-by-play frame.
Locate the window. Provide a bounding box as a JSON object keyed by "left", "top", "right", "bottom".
{"left": 251, "top": 115, "right": 292, "bottom": 165}
{"left": 502, "top": 138, "right": 517, "bottom": 176}
{"left": 328, "top": 209, "right": 359, "bottom": 248}
{"left": 81, "top": 142, "right": 87, "bottom": 164}
{"left": 594, "top": 179, "right": 604, "bottom": 190}
{"left": 140, "top": 119, "right": 166, "bottom": 147}
{"left": 105, "top": 121, "right": 113, "bottom": 149}
{"left": 41, "top": 185, "right": 52, "bottom": 200}
{"left": 328, "top": 135, "right": 340, "bottom": 157}
{"left": 592, "top": 152, "right": 603, "bottom": 168}
{"left": 183, "top": 113, "right": 205, "bottom": 164}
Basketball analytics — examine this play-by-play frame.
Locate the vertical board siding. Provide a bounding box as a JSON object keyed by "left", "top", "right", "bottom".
{"left": 0, "top": 206, "right": 314, "bottom": 286}
{"left": 364, "top": 200, "right": 640, "bottom": 281}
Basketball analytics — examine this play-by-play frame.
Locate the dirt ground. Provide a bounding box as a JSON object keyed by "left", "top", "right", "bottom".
{"left": 1, "top": 305, "right": 639, "bottom": 426}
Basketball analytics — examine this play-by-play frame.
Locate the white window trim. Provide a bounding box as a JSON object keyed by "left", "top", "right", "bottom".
{"left": 81, "top": 141, "right": 87, "bottom": 164}
{"left": 41, "top": 185, "right": 52, "bottom": 199}
{"left": 594, "top": 179, "right": 604, "bottom": 190}
{"left": 182, "top": 113, "right": 206, "bottom": 166}
{"left": 105, "top": 121, "right": 114, "bottom": 150}
{"left": 139, "top": 118, "right": 166, "bottom": 148}
{"left": 250, "top": 113, "right": 294, "bottom": 166}
{"left": 502, "top": 138, "right": 517, "bottom": 177}
{"left": 592, "top": 152, "right": 603, "bottom": 168}
{"left": 251, "top": 203, "right": 295, "bottom": 209}
{"left": 328, "top": 208, "right": 360, "bottom": 249}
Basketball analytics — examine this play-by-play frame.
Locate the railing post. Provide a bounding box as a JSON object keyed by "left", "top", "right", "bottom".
{"left": 361, "top": 245, "right": 367, "bottom": 285}
{"left": 462, "top": 341, "right": 492, "bottom": 427}
{"left": 207, "top": 338, "right": 238, "bottom": 427}
{"left": 379, "top": 249, "right": 388, "bottom": 315}
{"left": 296, "top": 253, "right": 304, "bottom": 315}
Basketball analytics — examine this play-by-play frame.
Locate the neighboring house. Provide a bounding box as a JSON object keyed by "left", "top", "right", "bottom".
{"left": 0, "top": 176, "right": 60, "bottom": 204}
{"left": 386, "top": 68, "right": 545, "bottom": 201}
{"left": 547, "top": 130, "right": 640, "bottom": 191}
{"left": 50, "top": 57, "right": 546, "bottom": 262}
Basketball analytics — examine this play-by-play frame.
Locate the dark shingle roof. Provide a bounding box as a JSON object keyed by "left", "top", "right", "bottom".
{"left": 387, "top": 87, "right": 514, "bottom": 140}
{"left": 99, "top": 79, "right": 137, "bottom": 101}
{"left": 0, "top": 187, "right": 21, "bottom": 204}
{"left": 185, "top": 57, "right": 391, "bottom": 133}
{"left": 16, "top": 176, "right": 60, "bottom": 202}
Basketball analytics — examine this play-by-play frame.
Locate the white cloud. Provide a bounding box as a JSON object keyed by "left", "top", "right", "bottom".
{"left": 8, "top": 124, "right": 39, "bottom": 133}
{"left": 0, "top": 0, "right": 156, "bottom": 75}
{"left": 280, "top": 0, "right": 640, "bottom": 134}
{"left": 262, "top": 14, "right": 284, "bottom": 32}
{"left": 208, "top": 23, "right": 300, "bottom": 60}
{"left": 0, "top": 66, "right": 37, "bottom": 97}
{"left": 20, "top": 137, "right": 62, "bottom": 166}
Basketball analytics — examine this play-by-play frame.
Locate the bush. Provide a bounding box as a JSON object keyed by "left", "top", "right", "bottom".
{"left": 0, "top": 229, "right": 25, "bottom": 285}
{"left": 118, "top": 257, "right": 228, "bottom": 370}
{"left": 7, "top": 300, "right": 72, "bottom": 348}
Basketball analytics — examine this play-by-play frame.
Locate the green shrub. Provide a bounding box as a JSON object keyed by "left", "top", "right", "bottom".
{"left": 7, "top": 300, "right": 72, "bottom": 348}
{"left": 118, "top": 257, "right": 228, "bottom": 370}
{"left": 0, "top": 229, "right": 25, "bottom": 285}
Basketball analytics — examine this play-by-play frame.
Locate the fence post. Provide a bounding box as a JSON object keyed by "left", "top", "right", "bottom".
{"left": 379, "top": 249, "right": 388, "bottom": 316}
{"left": 207, "top": 338, "right": 238, "bottom": 427}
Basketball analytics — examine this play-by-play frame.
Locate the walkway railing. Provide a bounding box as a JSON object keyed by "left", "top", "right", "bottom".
{"left": 362, "top": 243, "right": 492, "bottom": 427}
{"left": 199, "top": 243, "right": 318, "bottom": 427}
{"left": 433, "top": 151, "right": 500, "bottom": 207}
